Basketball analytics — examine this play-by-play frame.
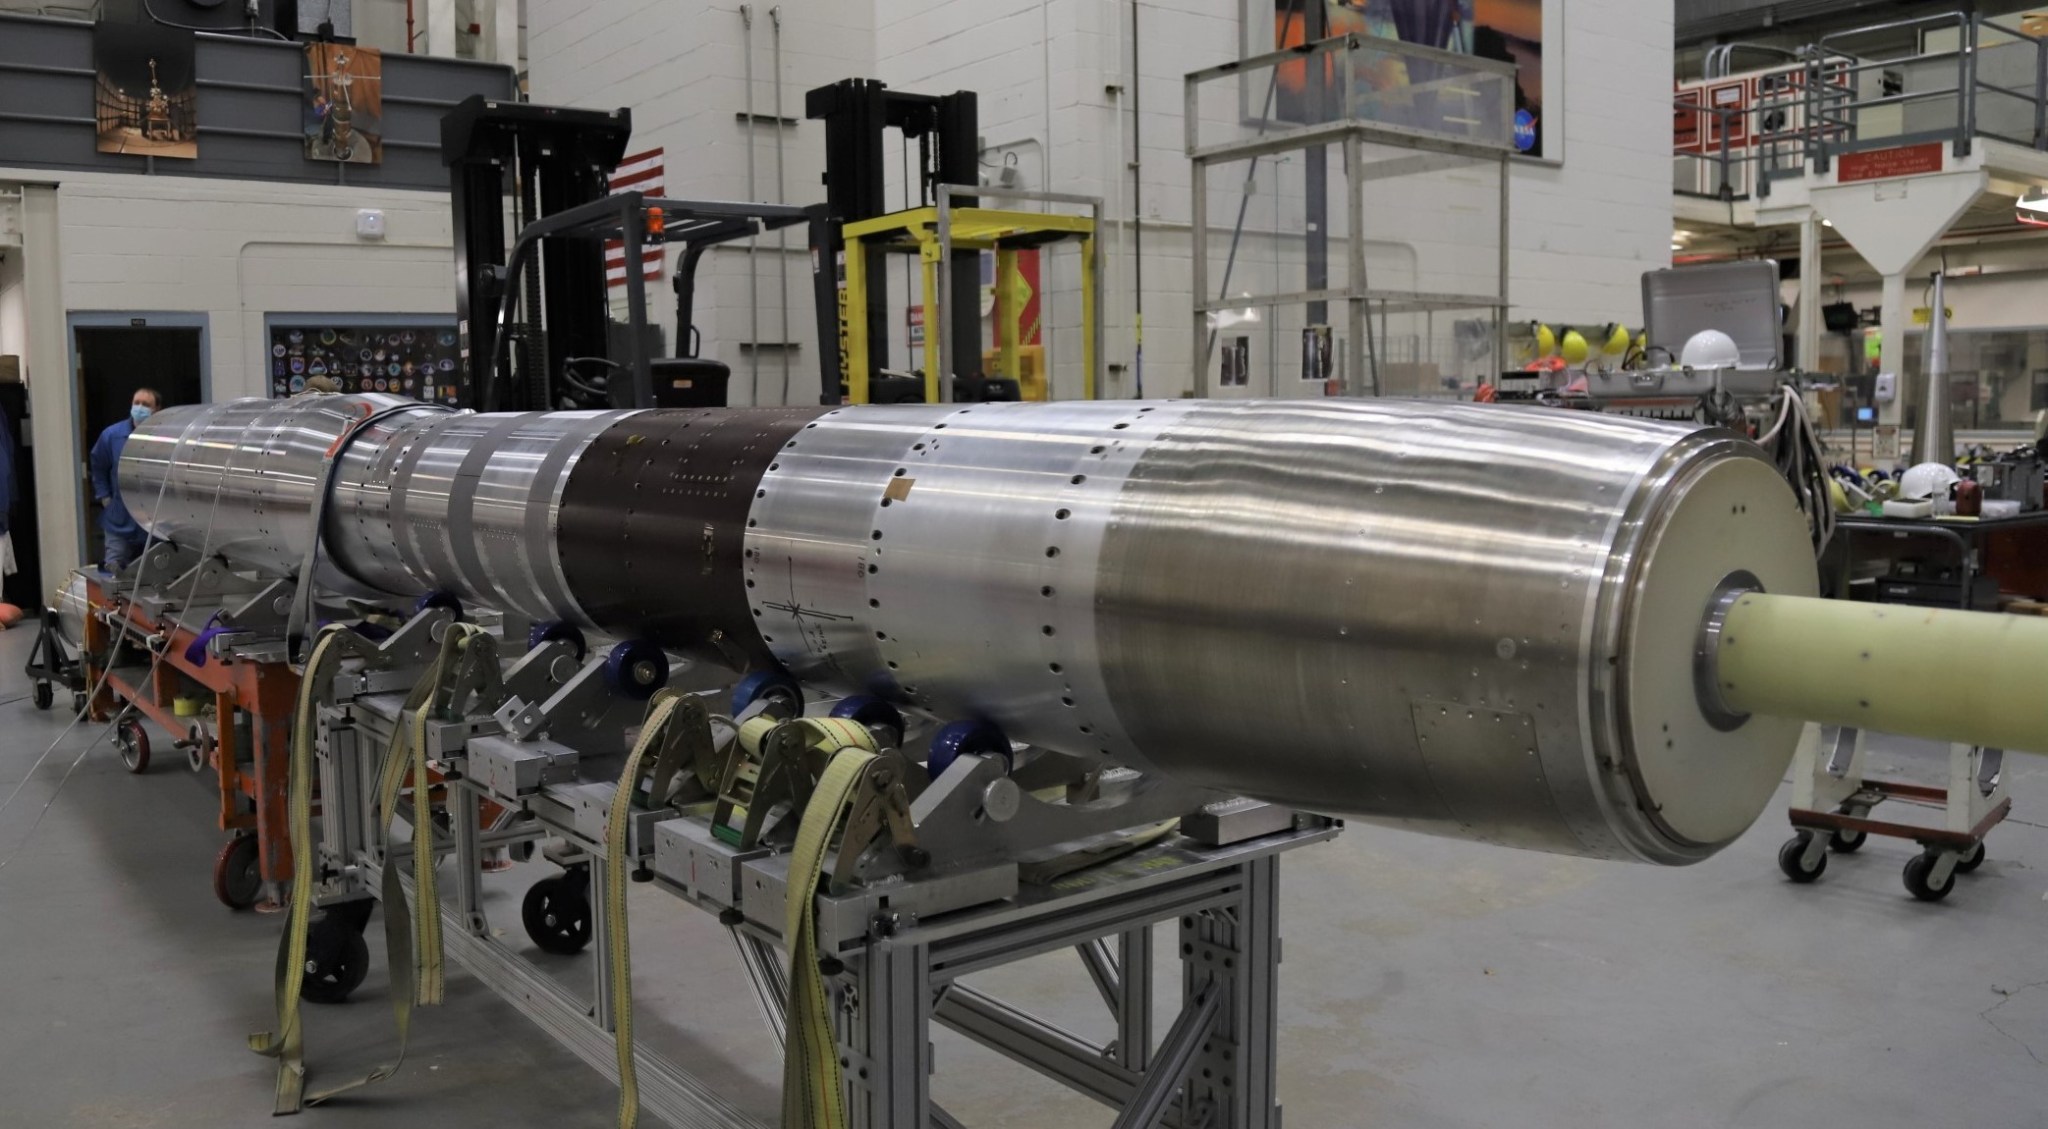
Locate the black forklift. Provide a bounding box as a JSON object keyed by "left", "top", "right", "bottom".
{"left": 440, "top": 96, "right": 816, "bottom": 412}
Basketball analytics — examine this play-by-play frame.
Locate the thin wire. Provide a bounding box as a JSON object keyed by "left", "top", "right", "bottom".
{"left": 1755, "top": 383, "right": 1836, "bottom": 557}
{"left": 0, "top": 414, "right": 233, "bottom": 868}
{"left": 141, "top": 0, "right": 291, "bottom": 40}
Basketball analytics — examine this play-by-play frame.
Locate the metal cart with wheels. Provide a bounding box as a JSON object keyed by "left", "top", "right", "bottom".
{"left": 1777, "top": 725, "right": 2009, "bottom": 902}
{"left": 23, "top": 579, "right": 90, "bottom": 715}
{"left": 80, "top": 564, "right": 305, "bottom": 913}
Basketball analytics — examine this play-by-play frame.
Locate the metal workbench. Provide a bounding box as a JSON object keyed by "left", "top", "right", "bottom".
{"left": 1833, "top": 509, "right": 2048, "bottom": 608}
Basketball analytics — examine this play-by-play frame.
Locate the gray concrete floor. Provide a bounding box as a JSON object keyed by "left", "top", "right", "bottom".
{"left": 1, "top": 624, "right": 2045, "bottom": 1129}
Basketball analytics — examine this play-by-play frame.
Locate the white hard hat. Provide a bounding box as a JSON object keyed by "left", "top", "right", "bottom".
{"left": 1898, "top": 462, "right": 1961, "bottom": 501}
{"left": 1680, "top": 329, "right": 1742, "bottom": 370}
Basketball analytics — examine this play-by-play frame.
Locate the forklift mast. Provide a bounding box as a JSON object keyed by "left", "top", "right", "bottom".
{"left": 805, "top": 78, "right": 979, "bottom": 404}
{"left": 441, "top": 97, "right": 632, "bottom": 412}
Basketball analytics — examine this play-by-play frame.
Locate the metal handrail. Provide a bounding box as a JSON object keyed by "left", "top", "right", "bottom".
{"left": 1817, "top": 10, "right": 1968, "bottom": 54}
{"left": 1673, "top": 9, "right": 2048, "bottom": 196}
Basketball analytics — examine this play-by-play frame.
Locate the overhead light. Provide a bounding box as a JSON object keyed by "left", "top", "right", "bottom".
{"left": 2019, "top": 187, "right": 2048, "bottom": 213}
{"left": 1821, "top": 218, "right": 1834, "bottom": 228}
{"left": 1211, "top": 293, "right": 1262, "bottom": 330}
{"left": 1671, "top": 241, "right": 1685, "bottom": 251}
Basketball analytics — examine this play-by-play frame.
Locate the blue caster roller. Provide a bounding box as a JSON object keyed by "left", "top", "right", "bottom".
{"left": 416, "top": 591, "right": 464, "bottom": 620}
{"left": 527, "top": 620, "right": 588, "bottom": 661}
{"left": 926, "top": 719, "right": 1011, "bottom": 781}
{"left": 830, "top": 695, "right": 907, "bottom": 746}
{"left": 604, "top": 640, "right": 670, "bottom": 701}
{"left": 731, "top": 670, "right": 803, "bottom": 717}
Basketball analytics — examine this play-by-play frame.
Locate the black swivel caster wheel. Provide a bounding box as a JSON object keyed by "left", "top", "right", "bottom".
{"left": 1828, "top": 827, "right": 1866, "bottom": 853}
{"left": 521, "top": 869, "right": 593, "bottom": 955}
{"left": 1778, "top": 831, "right": 1827, "bottom": 883}
{"left": 33, "top": 682, "right": 53, "bottom": 710}
{"left": 1954, "top": 841, "right": 1987, "bottom": 874}
{"left": 1903, "top": 850, "right": 1956, "bottom": 903}
{"left": 116, "top": 718, "right": 151, "bottom": 774}
{"left": 300, "top": 913, "right": 372, "bottom": 1005}
{"left": 72, "top": 691, "right": 88, "bottom": 717}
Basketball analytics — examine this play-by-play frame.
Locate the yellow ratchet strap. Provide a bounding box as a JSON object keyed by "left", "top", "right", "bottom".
{"left": 738, "top": 714, "right": 781, "bottom": 756}
{"left": 250, "top": 620, "right": 477, "bottom": 1112}
{"left": 780, "top": 718, "right": 881, "bottom": 1129}
{"left": 602, "top": 689, "right": 710, "bottom": 1128}
{"left": 375, "top": 622, "right": 482, "bottom": 1014}
{"left": 247, "top": 625, "right": 346, "bottom": 1113}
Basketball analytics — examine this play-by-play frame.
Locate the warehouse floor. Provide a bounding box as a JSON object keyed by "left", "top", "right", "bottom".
{"left": 1, "top": 626, "right": 2044, "bottom": 1129}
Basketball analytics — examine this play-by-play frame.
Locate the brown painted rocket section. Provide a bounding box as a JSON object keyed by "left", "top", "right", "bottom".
{"left": 556, "top": 406, "right": 829, "bottom": 667}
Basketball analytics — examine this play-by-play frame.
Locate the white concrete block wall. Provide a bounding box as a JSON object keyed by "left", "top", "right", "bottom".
{"left": 529, "top": 0, "right": 873, "bottom": 403}
{"left": 0, "top": 169, "right": 456, "bottom": 579}
{"left": 527, "top": 0, "right": 1674, "bottom": 401}
{"left": 0, "top": 251, "right": 25, "bottom": 371}
{"left": 355, "top": 0, "right": 416, "bottom": 54}
{"left": 37, "top": 174, "right": 458, "bottom": 401}
{"left": 1512, "top": 0, "right": 1676, "bottom": 325}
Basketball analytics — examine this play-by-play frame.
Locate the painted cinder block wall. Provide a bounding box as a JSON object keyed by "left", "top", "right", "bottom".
{"left": 531, "top": 0, "right": 1678, "bottom": 399}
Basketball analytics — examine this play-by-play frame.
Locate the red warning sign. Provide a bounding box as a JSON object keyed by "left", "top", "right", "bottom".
{"left": 1837, "top": 142, "right": 1945, "bottom": 184}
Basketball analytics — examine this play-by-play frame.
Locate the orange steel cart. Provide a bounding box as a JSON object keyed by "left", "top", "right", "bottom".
{"left": 82, "top": 572, "right": 299, "bottom": 911}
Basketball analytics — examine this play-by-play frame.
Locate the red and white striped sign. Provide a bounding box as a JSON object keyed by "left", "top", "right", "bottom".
{"left": 604, "top": 148, "right": 665, "bottom": 287}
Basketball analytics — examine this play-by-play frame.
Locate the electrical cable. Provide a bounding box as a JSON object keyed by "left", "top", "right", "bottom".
{"left": 1754, "top": 383, "right": 1836, "bottom": 557}
{"left": 0, "top": 407, "right": 232, "bottom": 868}
{"left": 141, "top": 0, "right": 291, "bottom": 40}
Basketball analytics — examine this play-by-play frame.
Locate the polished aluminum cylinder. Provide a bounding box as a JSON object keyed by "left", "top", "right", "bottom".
{"left": 120, "top": 395, "right": 631, "bottom": 620}
{"left": 748, "top": 400, "right": 1817, "bottom": 865}
{"left": 123, "top": 395, "right": 1824, "bottom": 865}
{"left": 52, "top": 573, "right": 90, "bottom": 647}
{"left": 1912, "top": 270, "right": 1956, "bottom": 466}
{"left": 118, "top": 395, "right": 425, "bottom": 587}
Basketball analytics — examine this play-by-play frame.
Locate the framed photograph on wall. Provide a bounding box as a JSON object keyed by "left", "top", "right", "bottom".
{"left": 266, "top": 315, "right": 461, "bottom": 405}
{"left": 1301, "top": 325, "right": 1333, "bottom": 383}
{"left": 1244, "top": 0, "right": 1559, "bottom": 160}
{"left": 304, "top": 43, "right": 384, "bottom": 164}
{"left": 1222, "top": 335, "right": 1251, "bottom": 387}
{"left": 93, "top": 23, "right": 198, "bottom": 159}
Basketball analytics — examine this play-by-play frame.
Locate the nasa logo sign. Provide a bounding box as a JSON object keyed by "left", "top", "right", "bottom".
{"left": 1512, "top": 109, "right": 1537, "bottom": 153}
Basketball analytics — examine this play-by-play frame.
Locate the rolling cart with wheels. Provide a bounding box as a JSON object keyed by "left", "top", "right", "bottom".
{"left": 23, "top": 601, "right": 87, "bottom": 715}
{"left": 520, "top": 862, "right": 594, "bottom": 955}
{"left": 114, "top": 715, "right": 152, "bottom": 774}
{"left": 81, "top": 569, "right": 304, "bottom": 913}
{"left": 1777, "top": 725, "right": 2010, "bottom": 902}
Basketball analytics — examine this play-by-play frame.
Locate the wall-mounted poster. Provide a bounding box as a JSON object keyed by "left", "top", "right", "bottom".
{"left": 1265, "top": 0, "right": 1549, "bottom": 157}
{"left": 1222, "top": 336, "right": 1251, "bottom": 388}
{"left": 1301, "top": 325, "right": 1333, "bottom": 383}
{"left": 304, "top": 43, "right": 384, "bottom": 164}
{"left": 267, "top": 320, "right": 462, "bottom": 406}
{"left": 93, "top": 23, "right": 198, "bottom": 159}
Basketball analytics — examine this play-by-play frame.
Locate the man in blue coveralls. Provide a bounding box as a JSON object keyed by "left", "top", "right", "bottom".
{"left": 89, "top": 387, "right": 160, "bottom": 572}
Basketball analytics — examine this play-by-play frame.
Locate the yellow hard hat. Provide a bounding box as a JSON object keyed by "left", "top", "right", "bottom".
{"left": 1601, "top": 323, "right": 1632, "bottom": 357}
{"left": 1560, "top": 328, "right": 1592, "bottom": 366}
{"left": 1530, "top": 321, "right": 1557, "bottom": 359}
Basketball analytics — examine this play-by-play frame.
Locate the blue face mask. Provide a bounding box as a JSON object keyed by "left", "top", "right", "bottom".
{"left": 130, "top": 404, "right": 153, "bottom": 426}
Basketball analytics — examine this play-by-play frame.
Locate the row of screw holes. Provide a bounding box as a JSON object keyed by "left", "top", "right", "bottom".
{"left": 865, "top": 412, "right": 965, "bottom": 700}
{"left": 1044, "top": 410, "right": 1152, "bottom": 746}
{"left": 1179, "top": 911, "right": 1236, "bottom": 1089}
{"left": 746, "top": 408, "right": 1162, "bottom": 726}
